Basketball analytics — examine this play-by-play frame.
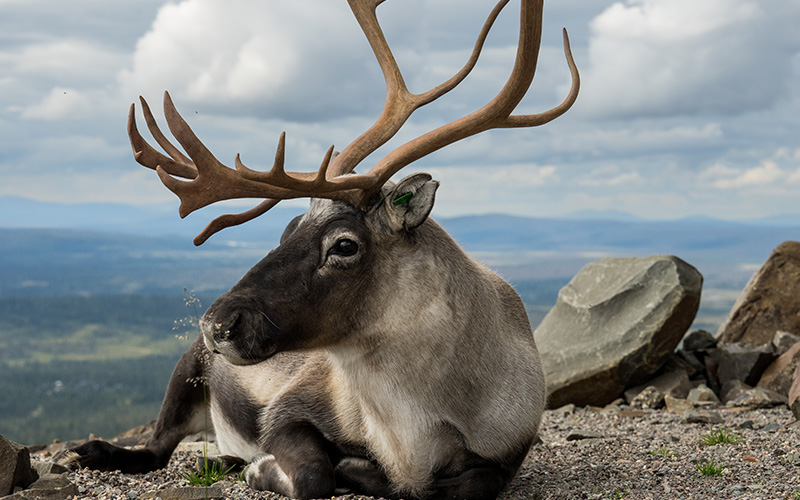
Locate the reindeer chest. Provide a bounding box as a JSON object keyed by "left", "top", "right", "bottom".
{"left": 341, "top": 374, "right": 465, "bottom": 494}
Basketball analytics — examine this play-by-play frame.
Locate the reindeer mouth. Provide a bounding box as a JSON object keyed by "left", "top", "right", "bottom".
{"left": 200, "top": 313, "right": 278, "bottom": 366}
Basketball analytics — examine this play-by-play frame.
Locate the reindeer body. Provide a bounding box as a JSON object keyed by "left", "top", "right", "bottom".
{"left": 217, "top": 198, "right": 544, "bottom": 496}
{"left": 70, "top": 182, "right": 545, "bottom": 499}
{"left": 69, "top": 2, "right": 577, "bottom": 496}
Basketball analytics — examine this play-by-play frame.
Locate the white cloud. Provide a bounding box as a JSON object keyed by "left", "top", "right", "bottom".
{"left": 0, "top": 168, "right": 174, "bottom": 205}
{"left": 21, "top": 87, "right": 92, "bottom": 121}
{"left": 706, "top": 159, "right": 800, "bottom": 190}
{"left": 2, "top": 0, "right": 800, "bottom": 225}
{"left": 579, "top": 0, "right": 800, "bottom": 119}
{"left": 3, "top": 39, "right": 124, "bottom": 84}
{"left": 118, "top": 0, "right": 381, "bottom": 121}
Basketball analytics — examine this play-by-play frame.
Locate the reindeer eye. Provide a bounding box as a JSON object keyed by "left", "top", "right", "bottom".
{"left": 330, "top": 238, "right": 359, "bottom": 257}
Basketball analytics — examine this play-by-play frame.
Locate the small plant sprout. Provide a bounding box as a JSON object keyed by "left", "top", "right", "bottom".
{"left": 698, "top": 428, "right": 743, "bottom": 446}
{"left": 781, "top": 453, "right": 798, "bottom": 464}
{"left": 183, "top": 457, "right": 236, "bottom": 487}
{"left": 648, "top": 447, "right": 676, "bottom": 457}
{"left": 695, "top": 460, "right": 726, "bottom": 476}
{"left": 607, "top": 488, "right": 629, "bottom": 499}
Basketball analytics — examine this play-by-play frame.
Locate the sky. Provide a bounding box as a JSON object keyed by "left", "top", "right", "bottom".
{"left": 2, "top": 0, "right": 800, "bottom": 226}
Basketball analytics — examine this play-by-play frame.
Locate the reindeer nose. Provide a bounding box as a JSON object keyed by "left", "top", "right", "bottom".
{"left": 202, "top": 311, "right": 241, "bottom": 343}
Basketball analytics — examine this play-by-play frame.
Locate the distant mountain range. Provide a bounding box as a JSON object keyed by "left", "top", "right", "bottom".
{"left": 0, "top": 196, "right": 304, "bottom": 242}
{"left": 1, "top": 196, "right": 798, "bottom": 298}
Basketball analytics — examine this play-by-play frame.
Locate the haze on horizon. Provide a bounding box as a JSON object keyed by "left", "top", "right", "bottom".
{"left": 1, "top": 0, "right": 799, "bottom": 228}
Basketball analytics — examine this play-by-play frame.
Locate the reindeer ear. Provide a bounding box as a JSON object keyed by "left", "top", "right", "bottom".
{"left": 383, "top": 173, "right": 439, "bottom": 231}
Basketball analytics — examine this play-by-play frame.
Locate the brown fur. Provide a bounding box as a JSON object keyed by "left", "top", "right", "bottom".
{"left": 68, "top": 175, "right": 545, "bottom": 500}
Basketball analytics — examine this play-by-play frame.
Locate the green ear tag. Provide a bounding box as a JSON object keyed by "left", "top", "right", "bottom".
{"left": 392, "top": 192, "right": 414, "bottom": 205}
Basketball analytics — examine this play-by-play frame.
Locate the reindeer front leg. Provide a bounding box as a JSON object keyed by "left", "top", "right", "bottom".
{"left": 427, "top": 446, "right": 529, "bottom": 500}
{"left": 244, "top": 422, "right": 336, "bottom": 500}
{"left": 429, "top": 466, "right": 510, "bottom": 500}
{"left": 65, "top": 336, "right": 208, "bottom": 473}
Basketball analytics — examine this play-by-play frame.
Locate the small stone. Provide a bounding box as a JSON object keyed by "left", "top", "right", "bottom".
{"left": 566, "top": 430, "right": 605, "bottom": 441}
{"left": 664, "top": 395, "right": 693, "bottom": 415}
{"left": 726, "top": 387, "right": 787, "bottom": 408}
{"left": 760, "top": 423, "right": 782, "bottom": 432}
{"left": 687, "top": 384, "right": 721, "bottom": 406}
{"left": 773, "top": 331, "right": 800, "bottom": 355}
{"left": 721, "top": 380, "right": 752, "bottom": 404}
{"left": 676, "top": 350, "right": 707, "bottom": 378}
{"left": 630, "top": 386, "right": 664, "bottom": 409}
{"left": 683, "top": 409, "right": 725, "bottom": 424}
{"left": 31, "top": 460, "right": 69, "bottom": 477}
{"left": 625, "top": 369, "right": 692, "bottom": 403}
{"left": 682, "top": 329, "right": 716, "bottom": 351}
{"left": 617, "top": 409, "right": 648, "bottom": 418}
{"left": 551, "top": 404, "right": 575, "bottom": 417}
{"left": 141, "top": 486, "right": 225, "bottom": 500}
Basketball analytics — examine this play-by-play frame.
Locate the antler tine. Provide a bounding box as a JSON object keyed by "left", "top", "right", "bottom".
{"left": 329, "top": 0, "right": 511, "bottom": 178}
{"left": 235, "top": 131, "right": 322, "bottom": 188}
{"left": 501, "top": 28, "right": 580, "bottom": 128}
{"left": 128, "top": 102, "right": 198, "bottom": 180}
{"left": 193, "top": 198, "right": 280, "bottom": 246}
{"left": 139, "top": 96, "right": 194, "bottom": 170}
{"left": 134, "top": 92, "right": 368, "bottom": 222}
{"left": 131, "top": 0, "right": 579, "bottom": 243}
{"left": 350, "top": 0, "right": 580, "bottom": 198}
{"left": 415, "top": 0, "right": 510, "bottom": 107}
{"left": 147, "top": 92, "right": 332, "bottom": 218}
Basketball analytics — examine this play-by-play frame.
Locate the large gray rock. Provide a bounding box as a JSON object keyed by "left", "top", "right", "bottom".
{"left": 535, "top": 255, "right": 702, "bottom": 408}
{"left": 757, "top": 341, "right": 800, "bottom": 396}
{"left": 707, "top": 342, "right": 777, "bottom": 387}
{"left": 0, "top": 435, "right": 38, "bottom": 496}
{"left": 142, "top": 485, "right": 224, "bottom": 499}
{"left": 789, "top": 364, "right": 800, "bottom": 420}
{"left": 717, "top": 241, "right": 800, "bottom": 346}
{"left": 2, "top": 473, "right": 78, "bottom": 500}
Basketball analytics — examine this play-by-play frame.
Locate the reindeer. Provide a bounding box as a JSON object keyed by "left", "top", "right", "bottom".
{"left": 67, "top": 1, "right": 579, "bottom": 498}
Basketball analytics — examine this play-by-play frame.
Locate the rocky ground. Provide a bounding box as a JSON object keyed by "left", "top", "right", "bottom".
{"left": 29, "top": 404, "right": 799, "bottom": 500}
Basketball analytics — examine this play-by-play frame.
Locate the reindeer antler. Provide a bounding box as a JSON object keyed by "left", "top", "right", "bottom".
{"left": 130, "top": 0, "right": 579, "bottom": 245}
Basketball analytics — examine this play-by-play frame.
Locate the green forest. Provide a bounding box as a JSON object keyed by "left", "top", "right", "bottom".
{"left": 0, "top": 277, "right": 733, "bottom": 446}
{"left": 0, "top": 293, "right": 210, "bottom": 445}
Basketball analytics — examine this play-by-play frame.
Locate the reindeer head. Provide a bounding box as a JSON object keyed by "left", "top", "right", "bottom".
{"left": 129, "top": 0, "right": 579, "bottom": 363}
{"left": 198, "top": 173, "right": 439, "bottom": 364}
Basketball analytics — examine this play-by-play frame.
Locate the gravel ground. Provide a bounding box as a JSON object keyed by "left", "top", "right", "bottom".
{"left": 52, "top": 405, "right": 799, "bottom": 500}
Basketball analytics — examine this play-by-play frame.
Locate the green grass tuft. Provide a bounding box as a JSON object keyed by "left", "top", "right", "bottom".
{"left": 698, "top": 428, "right": 743, "bottom": 446}
{"left": 648, "top": 447, "right": 677, "bottom": 457}
{"left": 695, "top": 460, "right": 726, "bottom": 476}
{"left": 183, "top": 458, "right": 236, "bottom": 487}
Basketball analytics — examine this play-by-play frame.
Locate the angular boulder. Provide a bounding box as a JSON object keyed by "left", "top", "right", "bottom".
{"left": 789, "top": 364, "right": 800, "bottom": 420}
{"left": 773, "top": 331, "right": 800, "bottom": 355}
{"left": 623, "top": 368, "right": 692, "bottom": 403}
{"left": 0, "top": 435, "right": 38, "bottom": 496}
{"left": 534, "top": 255, "right": 702, "bottom": 408}
{"left": 707, "top": 342, "right": 776, "bottom": 388}
{"left": 757, "top": 342, "right": 800, "bottom": 396}
{"left": 716, "top": 241, "right": 800, "bottom": 346}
